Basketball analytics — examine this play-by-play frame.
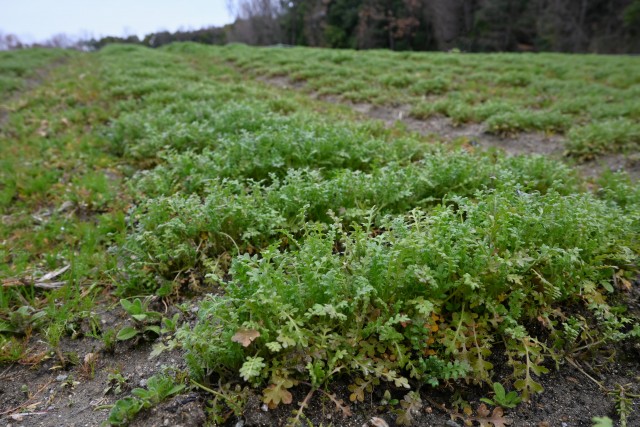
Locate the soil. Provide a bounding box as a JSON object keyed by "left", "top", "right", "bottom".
{"left": 1, "top": 328, "right": 638, "bottom": 426}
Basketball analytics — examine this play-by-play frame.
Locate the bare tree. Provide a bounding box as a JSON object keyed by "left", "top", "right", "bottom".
{"left": 42, "top": 33, "right": 76, "bottom": 49}
{"left": 227, "top": 0, "right": 284, "bottom": 45}
{"left": 0, "top": 32, "right": 24, "bottom": 50}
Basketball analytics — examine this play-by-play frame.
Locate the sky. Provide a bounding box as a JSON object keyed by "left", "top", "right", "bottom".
{"left": 0, "top": 0, "right": 235, "bottom": 43}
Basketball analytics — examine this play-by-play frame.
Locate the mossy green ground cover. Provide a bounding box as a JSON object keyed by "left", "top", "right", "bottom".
{"left": 1, "top": 44, "right": 639, "bottom": 426}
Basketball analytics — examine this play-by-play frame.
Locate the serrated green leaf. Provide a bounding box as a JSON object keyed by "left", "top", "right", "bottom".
{"left": 266, "top": 341, "right": 282, "bottom": 352}
{"left": 240, "top": 356, "right": 265, "bottom": 381}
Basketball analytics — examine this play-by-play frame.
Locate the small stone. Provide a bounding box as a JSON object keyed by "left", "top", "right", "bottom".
{"left": 55, "top": 375, "right": 68, "bottom": 382}
{"left": 244, "top": 393, "right": 273, "bottom": 426}
{"left": 164, "top": 419, "right": 170, "bottom": 426}
{"left": 234, "top": 421, "right": 245, "bottom": 427}
{"left": 139, "top": 379, "right": 147, "bottom": 387}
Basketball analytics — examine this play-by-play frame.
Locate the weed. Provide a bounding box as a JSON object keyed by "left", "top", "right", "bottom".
{"left": 101, "top": 328, "right": 118, "bottom": 353}
{"left": 592, "top": 417, "right": 614, "bottom": 427}
{"left": 480, "top": 382, "right": 522, "bottom": 408}
{"left": 106, "top": 397, "right": 144, "bottom": 426}
{"left": 608, "top": 384, "right": 640, "bottom": 427}
{"left": 131, "top": 374, "right": 186, "bottom": 407}
{"left": 104, "top": 372, "right": 130, "bottom": 396}
{"left": 116, "top": 298, "right": 162, "bottom": 341}
{"left": 105, "top": 374, "right": 185, "bottom": 426}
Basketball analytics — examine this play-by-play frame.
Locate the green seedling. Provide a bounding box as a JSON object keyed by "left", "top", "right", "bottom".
{"left": 592, "top": 417, "right": 614, "bottom": 427}
{"left": 192, "top": 381, "right": 249, "bottom": 426}
{"left": 608, "top": 383, "right": 640, "bottom": 427}
{"left": 106, "top": 397, "right": 144, "bottom": 426}
{"left": 160, "top": 313, "right": 180, "bottom": 334}
{"left": 103, "top": 372, "right": 129, "bottom": 396}
{"left": 480, "top": 382, "right": 522, "bottom": 408}
{"left": 131, "top": 374, "right": 185, "bottom": 408}
{"left": 101, "top": 328, "right": 118, "bottom": 353}
{"left": 105, "top": 375, "right": 184, "bottom": 426}
{"left": 116, "top": 298, "right": 162, "bottom": 341}
{"left": 1, "top": 306, "right": 47, "bottom": 335}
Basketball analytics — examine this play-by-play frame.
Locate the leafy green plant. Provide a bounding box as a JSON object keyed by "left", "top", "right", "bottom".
{"left": 101, "top": 328, "right": 118, "bottom": 353}
{"left": 192, "top": 380, "right": 250, "bottom": 425}
{"left": 131, "top": 374, "right": 186, "bottom": 407}
{"left": 116, "top": 298, "right": 162, "bottom": 341}
{"left": 592, "top": 417, "right": 614, "bottom": 427}
{"left": 480, "top": 382, "right": 522, "bottom": 408}
{"left": 106, "top": 374, "right": 185, "bottom": 426}
{"left": 568, "top": 119, "right": 640, "bottom": 157}
{"left": 104, "top": 372, "right": 129, "bottom": 396}
{"left": 179, "top": 186, "right": 638, "bottom": 410}
{"left": 106, "top": 397, "right": 144, "bottom": 426}
{"left": 0, "top": 306, "right": 47, "bottom": 335}
{"left": 608, "top": 384, "right": 640, "bottom": 427}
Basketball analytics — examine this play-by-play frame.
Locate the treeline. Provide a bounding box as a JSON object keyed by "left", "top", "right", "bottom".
{"left": 2, "top": 0, "right": 639, "bottom": 53}
{"left": 0, "top": 27, "right": 228, "bottom": 51}
{"left": 83, "top": 27, "right": 229, "bottom": 50}
{"left": 229, "top": 0, "right": 640, "bottom": 53}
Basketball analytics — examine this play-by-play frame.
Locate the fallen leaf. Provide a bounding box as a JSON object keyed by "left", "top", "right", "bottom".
{"left": 369, "top": 416, "right": 389, "bottom": 427}
{"left": 477, "top": 403, "right": 490, "bottom": 417}
{"left": 231, "top": 328, "right": 261, "bottom": 347}
{"left": 39, "top": 264, "right": 70, "bottom": 281}
{"left": 263, "top": 383, "right": 293, "bottom": 408}
{"left": 474, "top": 404, "right": 512, "bottom": 427}
{"left": 84, "top": 352, "right": 99, "bottom": 365}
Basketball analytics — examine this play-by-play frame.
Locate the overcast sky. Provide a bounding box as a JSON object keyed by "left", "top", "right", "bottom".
{"left": 0, "top": 0, "right": 234, "bottom": 43}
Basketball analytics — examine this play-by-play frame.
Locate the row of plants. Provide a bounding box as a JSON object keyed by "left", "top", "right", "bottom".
{"left": 205, "top": 44, "right": 640, "bottom": 157}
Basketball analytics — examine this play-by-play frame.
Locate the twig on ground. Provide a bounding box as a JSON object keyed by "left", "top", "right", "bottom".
{"left": 0, "top": 379, "right": 54, "bottom": 416}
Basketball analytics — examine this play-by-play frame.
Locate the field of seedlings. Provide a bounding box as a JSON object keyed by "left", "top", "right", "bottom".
{"left": 1, "top": 43, "right": 640, "bottom": 427}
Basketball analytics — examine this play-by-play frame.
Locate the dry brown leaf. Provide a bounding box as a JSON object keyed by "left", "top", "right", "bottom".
{"left": 476, "top": 403, "right": 490, "bottom": 417}
{"left": 84, "top": 352, "right": 98, "bottom": 364}
{"left": 475, "top": 404, "right": 512, "bottom": 427}
{"left": 231, "top": 328, "right": 260, "bottom": 347}
{"left": 263, "top": 383, "right": 293, "bottom": 408}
